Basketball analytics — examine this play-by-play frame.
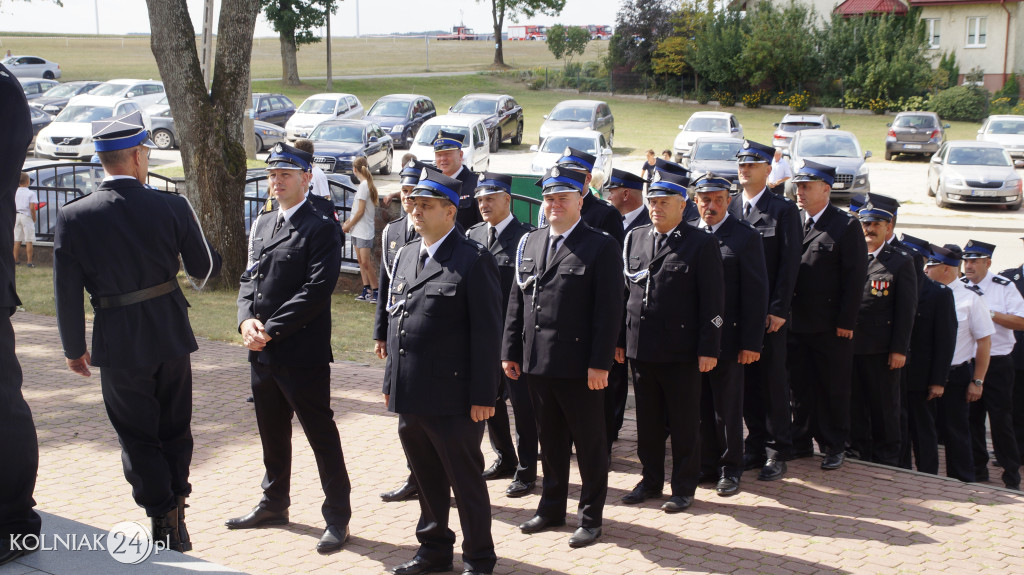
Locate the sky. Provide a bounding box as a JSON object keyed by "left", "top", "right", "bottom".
{"left": 0, "top": 0, "right": 622, "bottom": 37}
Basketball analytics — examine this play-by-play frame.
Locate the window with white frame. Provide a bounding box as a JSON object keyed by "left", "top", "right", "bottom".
{"left": 925, "top": 19, "right": 940, "bottom": 49}
{"left": 966, "top": 17, "right": 986, "bottom": 47}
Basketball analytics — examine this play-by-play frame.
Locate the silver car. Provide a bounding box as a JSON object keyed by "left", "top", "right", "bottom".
{"left": 977, "top": 115, "right": 1024, "bottom": 159}
{"left": 538, "top": 99, "right": 614, "bottom": 146}
{"left": 785, "top": 129, "right": 871, "bottom": 201}
{"left": 927, "top": 141, "right": 1024, "bottom": 210}
{"left": 3, "top": 55, "right": 61, "bottom": 79}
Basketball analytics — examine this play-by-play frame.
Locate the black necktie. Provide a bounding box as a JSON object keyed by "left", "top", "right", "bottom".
{"left": 416, "top": 250, "right": 428, "bottom": 278}
{"left": 705, "top": 224, "right": 712, "bottom": 233}
{"left": 804, "top": 217, "right": 814, "bottom": 234}
{"left": 654, "top": 233, "right": 667, "bottom": 257}
{"left": 487, "top": 226, "right": 497, "bottom": 249}
{"left": 867, "top": 253, "right": 875, "bottom": 263}
{"left": 273, "top": 212, "right": 285, "bottom": 236}
{"left": 406, "top": 223, "right": 415, "bottom": 243}
{"left": 743, "top": 202, "right": 752, "bottom": 218}
{"left": 544, "top": 234, "right": 562, "bottom": 270}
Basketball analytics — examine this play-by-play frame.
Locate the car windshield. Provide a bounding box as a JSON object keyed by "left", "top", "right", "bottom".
{"left": 415, "top": 124, "right": 470, "bottom": 146}
{"left": 692, "top": 141, "right": 743, "bottom": 161}
{"left": 367, "top": 100, "right": 410, "bottom": 117}
{"left": 2, "top": 57, "right": 16, "bottom": 65}
{"left": 893, "top": 115, "right": 936, "bottom": 129}
{"left": 986, "top": 120, "right": 1024, "bottom": 135}
{"left": 684, "top": 117, "right": 729, "bottom": 133}
{"left": 54, "top": 105, "right": 114, "bottom": 123}
{"left": 549, "top": 106, "right": 593, "bottom": 122}
{"left": 794, "top": 134, "right": 860, "bottom": 158}
{"left": 779, "top": 121, "right": 822, "bottom": 133}
{"left": 43, "top": 83, "right": 84, "bottom": 98}
{"left": 540, "top": 136, "right": 599, "bottom": 155}
{"left": 947, "top": 147, "right": 1011, "bottom": 167}
{"left": 451, "top": 98, "right": 498, "bottom": 115}
{"left": 89, "top": 83, "right": 130, "bottom": 97}
{"left": 298, "top": 98, "right": 338, "bottom": 114}
{"left": 310, "top": 124, "right": 364, "bottom": 143}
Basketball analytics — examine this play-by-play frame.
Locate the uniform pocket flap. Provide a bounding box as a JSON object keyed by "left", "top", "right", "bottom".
{"left": 425, "top": 281, "right": 458, "bottom": 297}
{"left": 756, "top": 226, "right": 776, "bottom": 238}
{"left": 664, "top": 261, "right": 689, "bottom": 273}
{"left": 558, "top": 263, "right": 587, "bottom": 276}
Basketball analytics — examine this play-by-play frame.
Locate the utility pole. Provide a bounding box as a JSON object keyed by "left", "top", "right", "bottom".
{"left": 200, "top": 0, "right": 215, "bottom": 89}
{"left": 94, "top": 0, "right": 99, "bottom": 35}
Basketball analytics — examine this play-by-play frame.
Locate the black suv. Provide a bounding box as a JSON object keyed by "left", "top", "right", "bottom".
{"left": 364, "top": 94, "right": 437, "bottom": 149}
{"left": 251, "top": 93, "right": 297, "bottom": 127}
{"left": 449, "top": 93, "right": 525, "bottom": 152}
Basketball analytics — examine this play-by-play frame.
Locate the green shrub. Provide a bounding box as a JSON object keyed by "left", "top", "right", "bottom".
{"left": 868, "top": 98, "right": 889, "bottom": 114}
{"left": 695, "top": 89, "right": 710, "bottom": 105}
{"left": 991, "top": 97, "right": 1014, "bottom": 115}
{"left": 714, "top": 90, "right": 736, "bottom": 107}
{"left": 929, "top": 85, "right": 989, "bottom": 122}
{"left": 994, "top": 72, "right": 1020, "bottom": 106}
{"left": 742, "top": 89, "right": 768, "bottom": 108}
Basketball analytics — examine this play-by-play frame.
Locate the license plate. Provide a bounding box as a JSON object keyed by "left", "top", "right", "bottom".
{"left": 904, "top": 144, "right": 922, "bottom": 149}
{"left": 832, "top": 182, "right": 846, "bottom": 189}
{"left": 57, "top": 146, "right": 77, "bottom": 153}
{"left": 970, "top": 189, "right": 997, "bottom": 197}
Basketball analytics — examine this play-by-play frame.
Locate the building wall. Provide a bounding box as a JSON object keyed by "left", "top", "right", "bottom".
{"left": 919, "top": 3, "right": 1021, "bottom": 92}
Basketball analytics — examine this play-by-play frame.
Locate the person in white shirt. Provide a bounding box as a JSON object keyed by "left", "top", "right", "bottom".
{"left": 767, "top": 149, "right": 792, "bottom": 196}
{"left": 924, "top": 243, "right": 994, "bottom": 483}
{"left": 294, "top": 139, "right": 331, "bottom": 199}
{"left": 342, "top": 156, "right": 379, "bottom": 303}
{"left": 13, "top": 172, "right": 36, "bottom": 267}
{"left": 961, "top": 240, "right": 1024, "bottom": 489}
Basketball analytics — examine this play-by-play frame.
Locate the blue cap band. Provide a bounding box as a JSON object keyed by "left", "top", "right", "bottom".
{"left": 609, "top": 175, "right": 643, "bottom": 191}
{"left": 557, "top": 154, "right": 594, "bottom": 172}
{"left": 433, "top": 137, "right": 463, "bottom": 151}
{"left": 477, "top": 178, "right": 511, "bottom": 193}
{"left": 795, "top": 166, "right": 834, "bottom": 186}
{"left": 94, "top": 129, "right": 150, "bottom": 152}
{"left": 542, "top": 175, "right": 584, "bottom": 193}
{"left": 413, "top": 178, "right": 459, "bottom": 204}
{"left": 648, "top": 180, "right": 688, "bottom": 198}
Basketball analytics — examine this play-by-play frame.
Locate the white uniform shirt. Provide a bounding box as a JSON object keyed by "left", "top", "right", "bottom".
{"left": 949, "top": 278, "right": 996, "bottom": 365}
{"left": 965, "top": 271, "right": 1024, "bottom": 356}
{"left": 309, "top": 166, "right": 331, "bottom": 199}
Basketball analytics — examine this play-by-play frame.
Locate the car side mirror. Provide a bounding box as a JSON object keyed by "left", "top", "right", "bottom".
{"left": 978, "top": 129, "right": 984, "bottom": 135}
{"left": 930, "top": 155, "right": 941, "bottom": 163}
{"left": 448, "top": 106, "right": 454, "bottom": 112}
{"left": 783, "top": 151, "right": 791, "bottom": 158}
{"left": 864, "top": 150, "right": 872, "bottom": 159}
{"left": 529, "top": 145, "right": 539, "bottom": 152}
{"left": 772, "top": 123, "right": 780, "bottom": 127}
{"left": 475, "top": 140, "right": 485, "bottom": 149}
{"left": 677, "top": 124, "right": 684, "bottom": 130}
{"left": 602, "top": 148, "right": 612, "bottom": 155}
{"left": 885, "top": 123, "right": 891, "bottom": 127}
{"left": 369, "top": 136, "right": 378, "bottom": 143}
{"left": 543, "top": 114, "right": 549, "bottom": 119}
{"left": 833, "top": 124, "right": 840, "bottom": 129}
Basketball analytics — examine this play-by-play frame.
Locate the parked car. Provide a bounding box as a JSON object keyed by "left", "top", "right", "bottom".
{"left": 19, "top": 78, "right": 59, "bottom": 100}
{"left": 87, "top": 79, "right": 166, "bottom": 109}
{"left": 672, "top": 111, "right": 743, "bottom": 162}
{"left": 148, "top": 104, "right": 285, "bottom": 152}
{"left": 34, "top": 96, "right": 150, "bottom": 161}
{"left": 771, "top": 113, "right": 837, "bottom": 151}
{"left": 449, "top": 93, "right": 524, "bottom": 152}
{"left": 363, "top": 94, "right": 436, "bottom": 149}
{"left": 2, "top": 55, "right": 61, "bottom": 79}
{"left": 927, "top": 141, "right": 1023, "bottom": 210}
{"left": 244, "top": 168, "right": 358, "bottom": 235}
{"left": 29, "top": 107, "right": 54, "bottom": 148}
{"left": 682, "top": 136, "right": 744, "bottom": 189}
{"left": 251, "top": 92, "right": 297, "bottom": 127}
{"left": 885, "top": 111, "right": 949, "bottom": 160}
{"left": 409, "top": 114, "right": 490, "bottom": 173}
{"left": 308, "top": 119, "right": 394, "bottom": 175}
{"left": 529, "top": 129, "right": 612, "bottom": 175}
{"left": 286, "top": 93, "right": 364, "bottom": 141}
{"left": 21, "top": 159, "right": 106, "bottom": 239}
{"left": 538, "top": 99, "right": 614, "bottom": 145}
{"left": 977, "top": 115, "right": 1024, "bottom": 158}
{"left": 785, "top": 128, "right": 871, "bottom": 201}
{"left": 30, "top": 81, "right": 102, "bottom": 115}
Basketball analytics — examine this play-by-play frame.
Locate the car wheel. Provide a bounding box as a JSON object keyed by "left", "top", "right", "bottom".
{"left": 511, "top": 121, "right": 523, "bottom": 145}
{"left": 254, "top": 134, "right": 264, "bottom": 152}
{"left": 491, "top": 129, "right": 501, "bottom": 153}
{"left": 884, "top": 151, "right": 893, "bottom": 161}
{"left": 379, "top": 149, "right": 393, "bottom": 175}
{"left": 43, "top": 71, "right": 54, "bottom": 80}
{"left": 152, "top": 129, "right": 175, "bottom": 150}
{"left": 608, "top": 130, "right": 615, "bottom": 147}
{"left": 1009, "top": 201, "right": 1022, "bottom": 212}
{"left": 935, "top": 189, "right": 949, "bottom": 208}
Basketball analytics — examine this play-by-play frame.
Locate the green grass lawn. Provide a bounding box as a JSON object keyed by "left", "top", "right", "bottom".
{"left": 13, "top": 264, "right": 383, "bottom": 366}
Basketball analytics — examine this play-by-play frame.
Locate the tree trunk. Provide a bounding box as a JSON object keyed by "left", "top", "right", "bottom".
{"left": 145, "top": 0, "right": 260, "bottom": 290}
{"left": 491, "top": 1, "right": 508, "bottom": 68}
{"left": 280, "top": 29, "right": 300, "bottom": 86}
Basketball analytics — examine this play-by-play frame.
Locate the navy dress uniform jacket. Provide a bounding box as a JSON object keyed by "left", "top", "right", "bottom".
{"left": 237, "top": 200, "right": 340, "bottom": 367}
{"left": 379, "top": 232, "right": 503, "bottom": 415}
{"left": 466, "top": 216, "right": 534, "bottom": 311}
{"left": 454, "top": 168, "right": 483, "bottom": 230}
{"left": 621, "top": 222, "right": 724, "bottom": 362}
{"left": 712, "top": 216, "right": 769, "bottom": 356}
{"left": 625, "top": 207, "right": 651, "bottom": 233}
{"left": 54, "top": 179, "right": 222, "bottom": 368}
{"left": 581, "top": 193, "right": 625, "bottom": 245}
{"left": 792, "top": 204, "right": 868, "bottom": 334}
{"left": 374, "top": 214, "right": 418, "bottom": 342}
{"left": 854, "top": 244, "right": 917, "bottom": 356}
{"left": 908, "top": 274, "right": 957, "bottom": 390}
{"left": 503, "top": 222, "right": 623, "bottom": 378}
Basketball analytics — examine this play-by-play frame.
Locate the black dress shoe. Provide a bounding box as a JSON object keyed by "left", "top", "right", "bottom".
{"left": 757, "top": 459, "right": 787, "bottom": 481}
{"left": 316, "top": 524, "right": 349, "bottom": 555}
{"left": 482, "top": 460, "right": 516, "bottom": 480}
{"left": 225, "top": 506, "right": 289, "bottom": 529}
{"left": 568, "top": 526, "right": 602, "bottom": 548}
{"left": 381, "top": 481, "right": 419, "bottom": 502}
{"left": 621, "top": 481, "right": 663, "bottom": 504}
{"left": 518, "top": 515, "right": 565, "bottom": 534}
{"left": 505, "top": 479, "right": 536, "bottom": 498}
{"left": 661, "top": 495, "right": 694, "bottom": 513}
{"left": 743, "top": 453, "right": 767, "bottom": 471}
{"left": 821, "top": 453, "right": 845, "bottom": 470}
{"left": 391, "top": 556, "right": 454, "bottom": 574}
{"left": 0, "top": 538, "right": 35, "bottom": 567}
{"left": 462, "top": 570, "right": 491, "bottom": 575}
{"left": 715, "top": 476, "right": 740, "bottom": 497}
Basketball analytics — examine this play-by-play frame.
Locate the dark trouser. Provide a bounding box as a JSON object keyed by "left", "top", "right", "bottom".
{"left": 251, "top": 362, "right": 352, "bottom": 526}
{"left": 633, "top": 360, "right": 701, "bottom": 497}
{"left": 0, "top": 311, "right": 41, "bottom": 541}
{"left": 789, "top": 331, "right": 854, "bottom": 456}
{"left": 850, "top": 353, "right": 902, "bottom": 466}
{"left": 1015, "top": 368, "right": 1024, "bottom": 456}
{"left": 897, "top": 366, "right": 912, "bottom": 469}
{"left": 485, "top": 373, "right": 538, "bottom": 483}
{"left": 398, "top": 413, "right": 495, "bottom": 573}
{"left": 700, "top": 359, "right": 744, "bottom": 478}
{"left": 942, "top": 362, "right": 975, "bottom": 482}
{"left": 905, "top": 389, "right": 939, "bottom": 474}
{"left": 605, "top": 359, "right": 630, "bottom": 451}
{"left": 100, "top": 354, "right": 193, "bottom": 517}
{"left": 526, "top": 374, "right": 607, "bottom": 528}
{"left": 743, "top": 327, "right": 793, "bottom": 461}
{"left": 969, "top": 355, "right": 1021, "bottom": 488}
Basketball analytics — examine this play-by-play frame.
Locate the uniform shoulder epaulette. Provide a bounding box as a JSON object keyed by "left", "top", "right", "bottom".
{"left": 992, "top": 275, "right": 1011, "bottom": 286}
{"left": 734, "top": 218, "right": 756, "bottom": 231}
{"left": 150, "top": 186, "right": 181, "bottom": 196}
{"left": 467, "top": 221, "right": 486, "bottom": 232}
{"left": 466, "top": 236, "right": 486, "bottom": 251}
{"left": 959, "top": 276, "right": 970, "bottom": 284}
{"left": 63, "top": 194, "right": 88, "bottom": 207}
{"left": 966, "top": 283, "right": 984, "bottom": 296}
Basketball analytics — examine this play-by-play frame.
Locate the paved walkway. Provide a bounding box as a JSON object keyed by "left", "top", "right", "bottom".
{"left": 6, "top": 311, "right": 1024, "bottom": 574}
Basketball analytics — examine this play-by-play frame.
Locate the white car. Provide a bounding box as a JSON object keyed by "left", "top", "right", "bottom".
{"left": 977, "top": 115, "right": 1024, "bottom": 158}
{"left": 529, "top": 129, "right": 612, "bottom": 175}
{"left": 3, "top": 55, "right": 61, "bottom": 79}
{"left": 88, "top": 79, "right": 166, "bottom": 109}
{"left": 34, "top": 96, "right": 151, "bottom": 161}
{"left": 672, "top": 111, "right": 743, "bottom": 162}
{"left": 285, "top": 93, "right": 364, "bottom": 141}
{"left": 408, "top": 114, "right": 491, "bottom": 173}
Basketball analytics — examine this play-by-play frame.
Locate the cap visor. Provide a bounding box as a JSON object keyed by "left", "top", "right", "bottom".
{"left": 542, "top": 185, "right": 582, "bottom": 195}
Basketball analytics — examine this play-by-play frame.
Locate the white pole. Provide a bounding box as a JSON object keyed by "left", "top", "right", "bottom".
{"left": 94, "top": 0, "right": 99, "bottom": 35}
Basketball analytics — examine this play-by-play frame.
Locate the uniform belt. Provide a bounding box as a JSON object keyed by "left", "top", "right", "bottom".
{"left": 92, "top": 279, "right": 179, "bottom": 310}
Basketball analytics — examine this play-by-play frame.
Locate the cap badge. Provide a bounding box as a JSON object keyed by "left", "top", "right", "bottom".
{"left": 273, "top": 143, "right": 284, "bottom": 154}
{"left": 406, "top": 160, "right": 416, "bottom": 168}
{"left": 742, "top": 141, "right": 750, "bottom": 149}
{"left": 550, "top": 166, "right": 560, "bottom": 178}
{"left": 563, "top": 147, "right": 572, "bottom": 157}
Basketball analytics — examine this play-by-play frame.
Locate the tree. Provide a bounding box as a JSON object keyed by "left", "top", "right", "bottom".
{"left": 480, "top": 0, "right": 565, "bottom": 68}
{"left": 546, "top": 24, "right": 590, "bottom": 70}
{"left": 738, "top": 2, "right": 821, "bottom": 92}
{"left": 261, "top": 0, "right": 338, "bottom": 86}
{"left": 145, "top": 0, "right": 261, "bottom": 289}
{"left": 686, "top": 7, "right": 745, "bottom": 91}
{"left": 608, "top": 0, "right": 675, "bottom": 76}
{"left": 845, "top": 11, "right": 933, "bottom": 103}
